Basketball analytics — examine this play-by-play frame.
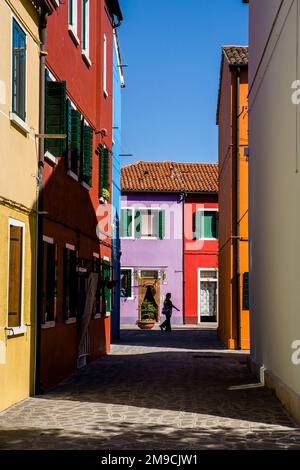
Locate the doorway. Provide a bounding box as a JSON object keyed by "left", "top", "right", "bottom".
{"left": 138, "top": 271, "right": 161, "bottom": 322}
{"left": 198, "top": 269, "right": 218, "bottom": 324}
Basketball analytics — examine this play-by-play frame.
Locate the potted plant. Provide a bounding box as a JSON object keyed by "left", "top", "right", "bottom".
{"left": 99, "top": 188, "right": 110, "bottom": 204}
{"left": 136, "top": 300, "right": 157, "bottom": 330}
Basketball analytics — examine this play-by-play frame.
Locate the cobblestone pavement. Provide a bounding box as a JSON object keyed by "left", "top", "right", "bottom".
{"left": 1, "top": 326, "right": 300, "bottom": 450}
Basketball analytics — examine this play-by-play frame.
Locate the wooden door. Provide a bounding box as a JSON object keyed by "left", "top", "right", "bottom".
{"left": 138, "top": 277, "right": 161, "bottom": 322}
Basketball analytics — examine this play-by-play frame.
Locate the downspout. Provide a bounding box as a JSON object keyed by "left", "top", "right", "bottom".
{"left": 235, "top": 67, "right": 241, "bottom": 350}
{"left": 182, "top": 192, "right": 186, "bottom": 324}
{"left": 35, "top": 8, "right": 48, "bottom": 394}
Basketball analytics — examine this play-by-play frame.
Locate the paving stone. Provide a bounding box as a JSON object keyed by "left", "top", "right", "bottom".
{"left": 0, "top": 326, "right": 300, "bottom": 449}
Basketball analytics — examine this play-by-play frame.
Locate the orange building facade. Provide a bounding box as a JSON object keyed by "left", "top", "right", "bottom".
{"left": 217, "top": 46, "right": 249, "bottom": 350}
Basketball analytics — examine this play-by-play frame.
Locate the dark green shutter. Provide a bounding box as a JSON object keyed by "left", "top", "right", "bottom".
{"left": 121, "top": 209, "right": 132, "bottom": 238}
{"left": 159, "top": 210, "right": 165, "bottom": 239}
{"left": 70, "top": 109, "right": 81, "bottom": 174}
{"left": 243, "top": 272, "right": 249, "bottom": 310}
{"left": 134, "top": 210, "right": 142, "bottom": 238}
{"left": 45, "top": 81, "right": 67, "bottom": 156}
{"left": 102, "top": 148, "right": 110, "bottom": 190}
{"left": 99, "top": 147, "right": 110, "bottom": 196}
{"left": 63, "top": 248, "right": 70, "bottom": 319}
{"left": 82, "top": 123, "right": 93, "bottom": 185}
{"left": 126, "top": 270, "right": 132, "bottom": 298}
{"left": 66, "top": 99, "right": 72, "bottom": 169}
{"left": 103, "top": 260, "right": 111, "bottom": 313}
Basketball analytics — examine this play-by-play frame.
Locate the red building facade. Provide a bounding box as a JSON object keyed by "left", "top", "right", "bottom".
{"left": 184, "top": 192, "right": 219, "bottom": 325}
{"left": 39, "top": 0, "right": 123, "bottom": 389}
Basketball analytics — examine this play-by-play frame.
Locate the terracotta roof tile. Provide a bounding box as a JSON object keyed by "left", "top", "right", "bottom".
{"left": 223, "top": 45, "right": 248, "bottom": 66}
{"left": 121, "top": 161, "right": 218, "bottom": 193}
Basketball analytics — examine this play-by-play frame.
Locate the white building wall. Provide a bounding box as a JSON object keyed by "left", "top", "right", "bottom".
{"left": 249, "top": 0, "right": 300, "bottom": 415}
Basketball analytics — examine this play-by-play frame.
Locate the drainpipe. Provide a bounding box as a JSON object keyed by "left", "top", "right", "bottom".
{"left": 35, "top": 8, "right": 49, "bottom": 394}
{"left": 235, "top": 67, "right": 241, "bottom": 350}
{"left": 182, "top": 192, "right": 186, "bottom": 324}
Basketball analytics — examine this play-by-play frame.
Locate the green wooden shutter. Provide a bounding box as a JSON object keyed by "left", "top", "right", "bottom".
{"left": 134, "top": 210, "right": 142, "bottom": 238}
{"left": 63, "top": 248, "right": 70, "bottom": 319}
{"left": 159, "top": 210, "right": 165, "bottom": 239}
{"left": 45, "top": 81, "right": 67, "bottom": 156}
{"left": 102, "top": 148, "right": 110, "bottom": 190}
{"left": 70, "top": 109, "right": 81, "bottom": 174}
{"left": 82, "top": 123, "right": 93, "bottom": 185}
{"left": 66, "top": 99, "right": 72, "bottom": 169}
{"left": 194, "top": 211, "right": 202, "bottom": 239}
{"left": 121, "top": 209, "right": 132, "bottom": 238}
{"left": 99, "top": 147, "right": 110, "bottom": 196}
{"left": 201, "top": 211, "right": 217, "bottom": 239}
{"left": 243, "top": 272, "right": 249, "bottom": 310}
{"left": 103, "top": 260, "right": 111, "bottom": 313}
{"left": 126, "top": 270, "right": 132, "bottom": 298}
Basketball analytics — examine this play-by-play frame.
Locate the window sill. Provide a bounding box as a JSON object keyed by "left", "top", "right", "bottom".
{"left": 44, "top": 151, "right": 57, "bottom": 166}
{"left": 67, "top": 170, "right": 79, "bottom": 182}
{"left": 41, "top": 321, "right": 56, "bottom": 329}
{"left": 68, "top": 25, "right": 80, "bottom": 46}
{"left": 81, "top": 181, "right": 91, "bottom": 191}
{"left": 5, "top": 325, "right": 27, "bottom": 337}
{"left": 99, "top": 197, "right": 108, "bottom": 205}
{"left": 93, "top": 313, "right": 102, "bottom": 319}
{"left": 64, "top": 317, "right": 77, "bottom": 325}
{"left": 82, "top": 50, "right": 92, "bottom": 67}
{"left": 9, "top": 113, "right": 30, "bottom": 134}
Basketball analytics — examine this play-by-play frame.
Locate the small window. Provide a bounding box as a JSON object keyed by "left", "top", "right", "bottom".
{"left": 135, "top": 210, "right": 165, "bottom": 239}
{"left": 243, "top": 272, "right": 249, "bottom": 310}
{"left": 63, "top": 246, "right": 77, "bottom": 319}
{"left": 120, "top": 208, "right": 133, "bottom": 238}
{"left": 103, "top": 35, "right": 107, "bottom": 96}
{"left": 12, "top": 19, "right": 26, "bottom": 121}
{"left": 42, "top": 238, "right": 56, "bottom": 324}
{"left": 121, "top": 269, "right": 133, "bottom": 298}
{"left": 68, "top": 0, "right": 78, "bottom": 33}
{"left": 8, "top": 221, "right": 24, "bottom": 328}
{"left": 82, "top": 0, "right": 90, "bottom": 57}
{"left": 195, "top": 210, "right": 218, "bottom": 240}
{"left": 141, "top": 270, "right": 158, "bottom": 279}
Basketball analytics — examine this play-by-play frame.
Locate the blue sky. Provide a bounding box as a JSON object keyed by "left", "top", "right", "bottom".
{"left": 118, "top": 0, "right": 248, "bottom": 165}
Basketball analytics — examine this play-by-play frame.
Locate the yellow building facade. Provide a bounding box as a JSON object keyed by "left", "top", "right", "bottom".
{"left": 0, "top": 0, "right": 41, "bottom": 411}
{"left": 217, "top": 46, "right": 250, "bottom": 350}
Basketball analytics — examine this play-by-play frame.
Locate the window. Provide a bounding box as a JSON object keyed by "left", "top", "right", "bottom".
{"left": 243, "top": 272, "right": 249, "bottom": 310}
{"left": 12, "top": 19, "right": 26, "bottom": 121}
{"left": 121, "top": 209, "right": 165, "bottom": 239}
{"left": 199, "top": 269, "right": 218, "bottom": 323}
{"left": 135, "top": 209, "right": 165, "bottom": 239}
{"left": 82, "top": 0, "right": 90, "bottom": 57}
{"left": 120, "top": 208, "right": 133, "bottom": 238}
{"left": 103, "top": 35, "right": 107, "bottom": 96}
{"left": 195, "top": 210, "right": 218, "bottom": 240}
{"left": 7, "top": 220, "right": 24, "bottom": 329}
{"left": 63, "top": 246, "right": 77, "bottom": 319}
{"left": 68, "top": 0, "right": 78, "bottom": 40}
{"left": 45, "top": 80, "right": 67, "bottom": 157}
{"left": 99, "top": 147, "right": 110, "bottom": 199}
{"left": 42, "top": 238, "right": 56, "bottom": 324}
{"left": 121, "top": 269, "right": 133, "bottom": 299}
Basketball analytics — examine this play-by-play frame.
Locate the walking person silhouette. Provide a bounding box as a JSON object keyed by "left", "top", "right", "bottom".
{"left": 160, "top": 293, "right": 179, "bottom": 332}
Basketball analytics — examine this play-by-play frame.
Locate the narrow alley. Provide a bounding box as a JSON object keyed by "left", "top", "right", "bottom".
{"left": 1, "top": 327, "right": 299, "bottom": 450}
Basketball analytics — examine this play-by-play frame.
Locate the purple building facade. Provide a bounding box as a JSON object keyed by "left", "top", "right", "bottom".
{"left": 120, "top": 192, "right": 183, "bottom": 325}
